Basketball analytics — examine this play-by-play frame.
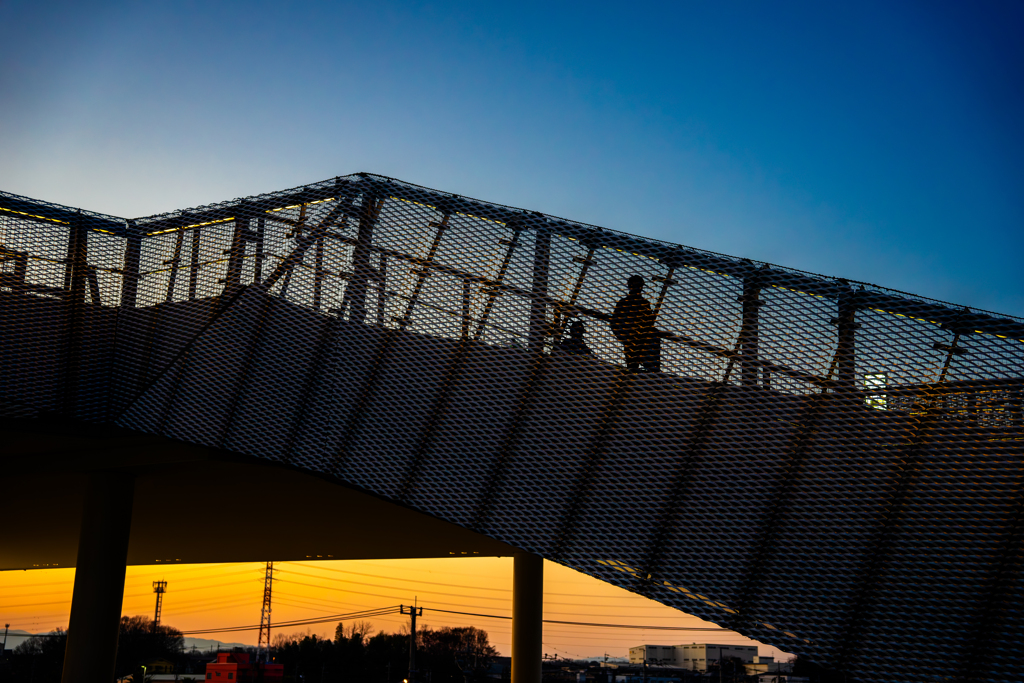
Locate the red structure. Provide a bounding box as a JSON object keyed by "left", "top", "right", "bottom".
{"left": 205, "top": 652, "right": 283, "bottom": 682}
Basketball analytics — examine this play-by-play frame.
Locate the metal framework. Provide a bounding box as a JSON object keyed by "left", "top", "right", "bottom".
{"left": 257, "top": 561, "right": 273, "bottom": 662}
{"left": 1, "top": 173, "right": 1021, "bottom": 682}
{"left": 152, "top": 580, "right": 166, "bottom": 629}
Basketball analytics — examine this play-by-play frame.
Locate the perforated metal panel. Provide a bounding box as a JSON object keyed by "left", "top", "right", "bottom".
{"left": 2, "top": 173, "right": 1021, "bottom": 682}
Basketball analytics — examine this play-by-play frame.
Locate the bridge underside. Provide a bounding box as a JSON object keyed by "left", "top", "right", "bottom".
{"left": 1, "top": 173, "right": 1022, "bottom": 682}
{"left": 1, "top": 418, "right": 518, "bottom": 569}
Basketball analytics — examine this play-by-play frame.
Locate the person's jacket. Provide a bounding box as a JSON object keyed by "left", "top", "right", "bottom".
{"left": 610, "top": 293, "right": 656, "bottom": 343}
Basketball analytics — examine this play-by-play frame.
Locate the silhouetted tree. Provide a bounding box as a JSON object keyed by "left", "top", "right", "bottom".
{"left": 364, "top": 631, "right": 409, "bottom": 683}
{"left": 333, "top": 621, "right": 374, "bottom": 681}
{"left": 6, "top": 629, "right": 67, "bottom": 683}
{"left": 114, "top": 615, "right": 185, "bottom": 679}
{"left": 419, "top": 626, "right": 498, "bottom": 683}
{"left": 275, "top": 632, "right": 337, "bottom": 683}
{"left": 271, "top": 624, "right": 497, "bottom": 683}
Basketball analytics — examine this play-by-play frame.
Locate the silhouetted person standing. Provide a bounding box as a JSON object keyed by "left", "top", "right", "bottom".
{"left": 558, "top": 320, "right": 593, "bottom": 356}
{"left": 611, "top": 275, "right": 661, "bottom": 372}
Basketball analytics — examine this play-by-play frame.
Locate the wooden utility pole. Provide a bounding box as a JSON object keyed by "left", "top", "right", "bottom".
{"left": 401, "top": 603, "right": 423, "bottom": 683}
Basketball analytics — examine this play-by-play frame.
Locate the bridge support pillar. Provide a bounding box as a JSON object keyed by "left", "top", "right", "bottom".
{"left": 61, "top": 472, "right": 135, "bottom": 683}
{"left": 512, "top": 552, "right": 543, "bottom": 683}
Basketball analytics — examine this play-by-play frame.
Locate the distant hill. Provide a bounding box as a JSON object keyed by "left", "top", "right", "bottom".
{"left": 182, "top": 637, "right": 251, "bottom": 652}
{"left": 2, "top": 630, "right": 248, "bottom": 654}
{"left": 2, "top": 629, "right": 48, "bottom": 651}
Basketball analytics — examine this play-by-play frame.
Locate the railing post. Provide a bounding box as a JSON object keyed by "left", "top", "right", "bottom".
{"left": 527, "top": 225, "right": 551, "bottom": 353}
{"left": 836, "top": 285, "right": 858, "bottom": 391}
{"left": 739, "top": 268, "right": 764, "bottom": 387}
{"left": 344, "top": 194, "right": 382, "bottom": 324}
{"left": 61, "top": 214, "right": 89, "bottom": 415}
{"left": 253, "top": 218, "right": 266, "bottom": 284}
{"left": 224, "top": 216, "right": 249, "bottom": 290}
{"left": 120, "top": 221, "right": 141, "bottom": 308}
{"left": 312, "top": 234, "right": 325, "bottom": 310}
{"left": 187, "top": 228, "right": 201, "bottom": 299}
{"left": 164, "top": 230, "right": 185, "bottom": 302}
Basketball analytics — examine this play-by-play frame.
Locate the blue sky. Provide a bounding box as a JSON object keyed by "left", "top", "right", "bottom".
{"left": 2, "top": 0, "right": 1021, "bottom": 315}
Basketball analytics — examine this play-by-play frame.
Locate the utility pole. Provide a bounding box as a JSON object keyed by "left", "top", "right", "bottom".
{"left": 152, "top": 581, "right": 167, "bottom": 630}
{"left": 401, "top": 602, "right": 423, "bottom": 683}
{"left": 2, "top": 623, "right": 8, "bottom": 657}
{"left": 257, "top": 562, "right": 274, "bottom": 663}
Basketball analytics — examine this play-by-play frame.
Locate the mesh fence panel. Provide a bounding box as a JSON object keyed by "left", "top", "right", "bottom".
{"left": 2, "top": 173, "right": 1022, "bottom": 682}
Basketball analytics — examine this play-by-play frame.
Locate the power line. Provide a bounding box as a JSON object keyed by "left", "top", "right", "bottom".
{"left": 173, "top": 603, "right": 730, "bottom": 639}
{"left": 288, "top": 562, "right": 512, "bottom": 593}
{"left": 284, "top": 565, "right": 679, "bottom": 602}
{"left": 273, "top": 576, "right": 674, "bottom": 620}
{"left": 421, "top": 608, "right": 729, "bottom": 631}
{"left": 178, "top": 606, "right": 401, "bottom": 636}
{"left": 286, "top": 560, "right": 712, "bottom": 601}
{"left": 275, "top": 577, "right": 507, "bottom": 610}
{"left": 276, "top": 568, "right": 511, "bottom": 602}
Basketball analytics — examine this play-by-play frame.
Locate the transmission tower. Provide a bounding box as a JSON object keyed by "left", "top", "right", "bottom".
{"left": 257, "top": 562, "right": 274, "bottom": 662}
{"left": 152, "top": 581, "right": 167, "bottom": 630}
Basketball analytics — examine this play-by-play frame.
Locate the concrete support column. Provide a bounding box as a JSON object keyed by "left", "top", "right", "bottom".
{"left": 512, "top": 552, "right": 543, "bottom": 683}
{"left": 61, "top": 472, "right": 135, "bottom": 683}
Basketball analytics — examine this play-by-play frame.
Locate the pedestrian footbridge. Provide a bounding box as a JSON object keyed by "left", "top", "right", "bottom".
{"left": 1, "top": 174, "right": 1021, "bottom": 682}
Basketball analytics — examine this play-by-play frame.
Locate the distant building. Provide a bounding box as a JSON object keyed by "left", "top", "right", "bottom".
{"left": 628, "top": 643, "right": 758, "bottom": 672}
{"left": 628, "top": 645, "right": 681, "bottom": 666}
{"left": 204, "top": 652, "right": 283, "bottom": 682}
{"left": 745, "top": 655, "right": 793, "bottom": 676}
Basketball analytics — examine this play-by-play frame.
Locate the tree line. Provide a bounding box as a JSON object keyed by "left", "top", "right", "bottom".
{"left": 0, "top": 617, "right": 498, "bottom": 683}
{"left": 0, "top": 616, "right": 184, "bottom": 682}
{"left": 274, "top": 621, "right": 499, "bottom": 683}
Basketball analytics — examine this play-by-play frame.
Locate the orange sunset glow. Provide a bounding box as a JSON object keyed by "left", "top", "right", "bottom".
{"left": 1, "top": 558, "right": 789, "bottom": 660}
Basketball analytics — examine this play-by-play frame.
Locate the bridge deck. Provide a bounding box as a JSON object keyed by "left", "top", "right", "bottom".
{"left": 1, "top": 174, "right": 1022, "bottom": 682}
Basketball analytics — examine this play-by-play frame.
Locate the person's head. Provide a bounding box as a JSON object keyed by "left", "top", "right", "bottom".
{"left": 627, "top": 275, "right": 645, "bottom": 294}
{"left": 569, "top": 320, "right": 586, "bottom": 339}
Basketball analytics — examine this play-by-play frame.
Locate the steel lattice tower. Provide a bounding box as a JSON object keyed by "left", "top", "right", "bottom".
{"left": 152, "top": 581, "right": 167, "bottom": 630}
{"left": 257, "top": 562, "right": 274, "bottom": 662}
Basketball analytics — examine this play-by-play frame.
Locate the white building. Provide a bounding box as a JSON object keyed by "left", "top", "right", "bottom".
{"left": 628, "top": 644, "right": 681, "bottom": 666}
{"left": 629, "top": 643, "right": 758, "bottom": 672}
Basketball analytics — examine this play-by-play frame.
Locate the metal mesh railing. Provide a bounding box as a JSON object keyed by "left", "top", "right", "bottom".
{"left": 2, "top": 173, "right": 1022, "bottom": 682}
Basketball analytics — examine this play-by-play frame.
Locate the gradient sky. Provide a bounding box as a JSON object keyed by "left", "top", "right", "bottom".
{"left": 1, "top": 0, "right": 1021, "bottom": 316}
{"left": 0, "top": 559, "right": 791, "bottom": 661}
{"left": 1, "top": 0, "right": 1021, "bottom": 662}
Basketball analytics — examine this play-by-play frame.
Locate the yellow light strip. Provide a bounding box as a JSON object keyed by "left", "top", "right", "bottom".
{"left": 390, "top": 195, "right": 439, "bottom": 212}
{"left": 769, "top": 283, "right": 824, "bottom": 299}
{"left": 867, "top": 307, "right": 935, "bottom": 325}
{"left": 0, "top": 206, "right": 70, "bottom": 225}
{"left": 148, "top": 216, "right": 234, "bottom": 236}
{"left": 602, "top": 244, "right": 660, "bottom": 263}
{"left": 266, "top": 197, "right": 336, "bottom": 213}
{"left": 456, "top": 210, "right": 505, "bottom": 226}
